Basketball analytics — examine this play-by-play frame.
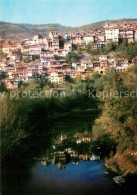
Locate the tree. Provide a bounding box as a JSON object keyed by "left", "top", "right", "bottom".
{"left": 66, "top": 51, "right": 81, "bottom": 63}
{"left": 104, "top": 42, "right": 117, "bottom": 53}
{"left": 0, "top": 81, "right": 7, "bottom": 92}
{"left": 65, "top": 75, "right": 74, "bottom": 83}
{"left": 32, "top": 55, "right": 40, "bottom": 61}
{"left": 72, "top": 44, "right": 77, "bottom": 51}
{"left": 59, "top": 36, "right": 65, "bottom": 49}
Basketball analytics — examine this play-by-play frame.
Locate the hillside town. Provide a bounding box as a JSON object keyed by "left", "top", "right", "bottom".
{"left": 1, "top": 22, "right": 137, "bottom": 89}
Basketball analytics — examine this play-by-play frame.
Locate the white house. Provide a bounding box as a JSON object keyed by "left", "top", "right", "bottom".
{"left": 83, "top": 35, "right": 95, "bottom": 45}
{"left": 64, "top": 42, "right": 72, "bottom": 51}
{"left": 90, "top": 154, "right": 100, "bottom": 161}
{"left": 105, "top": 26, "right": 120, "bottom": 42}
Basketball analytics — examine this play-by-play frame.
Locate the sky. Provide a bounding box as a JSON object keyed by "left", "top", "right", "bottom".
{"left": 0, "top": 0, "right": 137, "bottom": 27}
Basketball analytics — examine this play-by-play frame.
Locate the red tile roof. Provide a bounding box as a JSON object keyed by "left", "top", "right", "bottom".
{"left": 64, "top": 42, "right": 71, "bottom": 45}
{"left": 49, "top": 59, "right": 59, "bottom": 62}
{"left": 51, "top": 31, "right": 58, "bottom": 33}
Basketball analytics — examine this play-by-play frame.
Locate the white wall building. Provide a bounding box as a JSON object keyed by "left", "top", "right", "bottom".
{"left": 83, "top": 35, "right": 95, "bottom": 45}
{"left": 105, "top": 27, "right": 120, "bottom": 42}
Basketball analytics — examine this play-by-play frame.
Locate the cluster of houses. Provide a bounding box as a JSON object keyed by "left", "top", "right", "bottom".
{"left": 105, "top": 23, "right": 137, "bottom": 43}
{"left": 41, "top": 131, "right": 100, "bottom": 169}
{"left": 41, "top": 149, "right": 100, "bottom": 169}
{"left": 0, "top": 22, "right": 137, "bottom": 89}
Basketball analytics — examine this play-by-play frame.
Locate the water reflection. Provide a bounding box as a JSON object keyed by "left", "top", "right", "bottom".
{"left": 30, "top": 160, "right": 115, "bottom": 195}
{"left": 29, "top": 136, "right": 136, "bottom": 195}
{"left": 40, "top": 132, "right": 100, "bottom": 170}
{"left": 2, "top": 120, "right": 137, "bottom": 195}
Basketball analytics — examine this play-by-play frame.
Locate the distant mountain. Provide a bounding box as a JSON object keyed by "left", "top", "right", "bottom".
{"left": 0, "top": 18, "right": 137, "bottom": 39}
{"left": 0, "top": 22, "right": 74, "bottom": 39}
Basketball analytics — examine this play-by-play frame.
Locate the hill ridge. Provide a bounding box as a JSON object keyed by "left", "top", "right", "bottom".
{"left": 0, "top": 18, "right": 137, "bottom": 39}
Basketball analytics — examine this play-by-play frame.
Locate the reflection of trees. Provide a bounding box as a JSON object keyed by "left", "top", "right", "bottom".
{"left": 2, "top": 131, "right": 52, "bottom": 195}
{"left": 2, "top": 79, "right": 101, "bottom": 193}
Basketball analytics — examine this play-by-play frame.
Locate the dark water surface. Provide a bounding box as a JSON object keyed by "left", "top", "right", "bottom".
{"left": 29, "top": 160, "right": 122, "bottom": 195}
{"left": 2, "top": 118, "right": 137, "bottom": 195}
{"left": 2, "top": 157, "right": 136, "bottom": 195}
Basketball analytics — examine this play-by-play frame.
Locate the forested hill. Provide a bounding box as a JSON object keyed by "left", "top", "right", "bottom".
{"left": 0, "top": 18, "right": 137, "bottom": 39}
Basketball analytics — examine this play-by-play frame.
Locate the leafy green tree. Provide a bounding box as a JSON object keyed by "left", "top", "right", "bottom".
{"left": 104, "top": 42, "right": 117, "bottom": 53}
{"left": 65, "top": 75, "right": 74, "bottom": 83}
{"left": 132, "top": 65, "right": 137, "bottom": 74}
{"left": 66, "top": 51, "right": 81, "bottom": 63}
{"left": 0, "top": 81, "right": 7, "bottom": 92}
{"left": 72, "top": 44, "right": 78, "bottom": 51}
{"left": 32, "top": 55, "right": 40, "bottom": 61}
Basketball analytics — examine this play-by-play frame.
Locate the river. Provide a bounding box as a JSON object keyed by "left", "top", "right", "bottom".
{"left": 1, "top": 119, "right": 137, "bottom": 195}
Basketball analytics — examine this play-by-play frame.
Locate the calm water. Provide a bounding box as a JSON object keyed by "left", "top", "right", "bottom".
{"left": 2, "top": 118, "right": 137, "bottom": 195}
{"left": 2, "top": 139, "right": 137, "bottom": 195}
{"left": 28, "top": 160, "right": 122, "bottom": 195}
